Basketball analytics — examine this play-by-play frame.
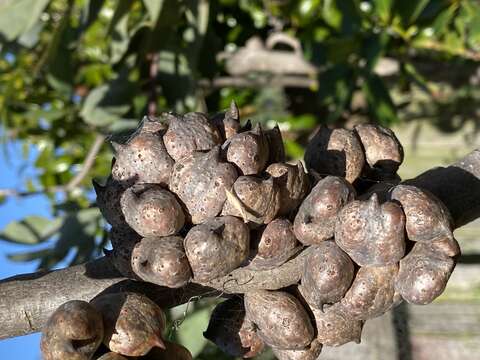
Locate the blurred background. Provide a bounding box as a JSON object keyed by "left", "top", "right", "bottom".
{"left": 0, "top": 0, "right": 479, "bottom": 358}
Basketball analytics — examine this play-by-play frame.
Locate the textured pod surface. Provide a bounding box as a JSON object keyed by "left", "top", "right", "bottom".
{"left": 395, "top": 242, "right": 455, "bottom": 305}
{"left": 131, "top": 236, "right": 192, "bottom": 288}
{"left": 143, "top": 341, "right": 193, "bottom": 360}
{"left": 265, "top": 125, "right": 286, "bottom": 164}
{"left": 222, "top": 175, "right": 281, "bottom": 224}
{"left": 272, "top": 339, "right": 323, "bottom": 360}
{"left": 170, "top": 146, "right": 238, "bottom": 224}
{"left": 354, "top": 123, "right": 404, "bottom": 176}
{"left": 226, "top": 124, "right": 269, "bottom": 175}
{"left": 294, "top": 176, "right": 355, "bottom": 245}
{"left": 111, "top": 119, "right": 174, "bottom": 186}
{"left": 41, "top": 300, "right": 104, "bottom": 360}
{"left": 304, "top": 126, "right": 365, "bottom": 183}
{"left": 120, "top": 184, "right": 184, "bottom": 237}
{"left": 300, "top": 241, "right": 354, "bottom": 310}
{"left": 204, "top": 297, "right": 265, "bottom": 358}
{"left": 184, "top": 216, "right": 250, "bottom": 282}
{"left": 335, "top": 194, "right": 406, "bottom": 266}
{"left": 244, "top": 290, "right": 314, "bottom": 350}
{"left": 391, "top": 184, "right": 453, "bottom": 242}
{"left": 266, "top": 162, "right": 310, "bottom": 216}
{"left": 211, "top": 100, "right": 241, "bottom": 140}
{"left": 95, "top": 353, "right": 128, "bottom": 360}
{"left": 426, "top": 235, "right": 461, "bottom": 257}
{"left": 249, "top": 219, "right": 300, "bottom": 270}
{"left": 93, "top": 177, "right": 127, "bottom": 228}
{"left": 312, "top": 304, "right": 363, "bottom": 347}
{"left": 341, "top": 264, "right": 398, "bottom": 320}
{"left": 106, "top": 227, "right": 141, "bottom": 278}
{"left": 163, "top": 112, "right": 222, "bottom": 161}
{"left": 91, "top": 292, "right": 165, "bottom": 356}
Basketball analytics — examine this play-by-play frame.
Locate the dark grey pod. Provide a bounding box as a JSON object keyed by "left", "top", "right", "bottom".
{"left": 294, "top": 176, "right": 355, "bottom": 245}
{"left": 335, "top": 194, "right": 406, "bottom": 266}
{"left": 131, "top": 236, "right": 192, "bottom": 288}
{"left": 304, "top": 126, "right": 365, "bottom": 183}
{"left": 299, "top": 241, "right": 354, "bottom": 310}
{"left": 120, "top": 184, "right": 185, "bottom": 238}
{"left": 226, "top": 123, "right": 270, "bottom": 175}
{"left": 111, "top": 117, "right": 174, "bottom": 186}
{"left": 395, "top": 242, "right": 455, "bottom": 305}
{"left": 106, "top": 227, "right": 141, "bottom": 278}
{"left": 184, "top": 216, "right": 250, "bottom": 282}
{"left": 169, "top": 146, "right": 238, "bottom": 224}
{"left": 163, "top": 112, "right": 222, "bottom": 161}
{"left": 266, "top": 162, "right": 310, "bottom": 216}
{"left": 244, "top": 290, "right": 314, "bottom": 350}
{"left": 93, "top": 177, "right": 127, "bottom": 229}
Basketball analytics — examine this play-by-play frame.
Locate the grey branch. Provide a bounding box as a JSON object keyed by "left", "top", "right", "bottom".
{"left": 0, "top": 149, "right": 480, "bottom": 340}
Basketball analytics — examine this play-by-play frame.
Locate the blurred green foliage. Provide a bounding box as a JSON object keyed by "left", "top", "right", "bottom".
{"left": 1, "top": 0, "right": 480, "bottom": 358}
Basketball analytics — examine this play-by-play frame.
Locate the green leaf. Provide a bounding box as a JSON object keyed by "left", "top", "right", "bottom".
{"left": 80, "top": 69, "right": 135, "bottom": 127}
{"left": 7, "top": 249, "right": 52, "bottom": 262}
{"left": 373, "top": 0, "right": 393, "bottom": 23}
{"left": 176, "top": 307, "right": 210, "bottom": 357}
{"left": 393, "top": 0, "right": 430, "bottom": 27}
{"left": 362, "top": 74, "right": 398, "bottom": 125}
{"left": 0, "top": 0, "right": 50, "bottom": 41}
{"left": 284, "top": 139, "right": 305, "bottom": 159}
{"left": 0, "top": 216, "right": 63, "bottom": 245}
{"left": 143, "top": 0, "right": 165, "bottom": 24}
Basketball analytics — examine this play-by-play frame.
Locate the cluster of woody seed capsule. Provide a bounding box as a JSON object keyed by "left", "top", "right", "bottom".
{"left": 41, "top": 100, "right": 460, "bottom": 360}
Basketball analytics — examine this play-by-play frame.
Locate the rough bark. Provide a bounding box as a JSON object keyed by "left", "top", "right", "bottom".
{"left": 0, "top": 149, "right": 479, "bottom": 340}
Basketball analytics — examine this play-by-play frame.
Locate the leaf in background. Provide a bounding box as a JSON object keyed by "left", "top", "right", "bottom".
{"left": 373, "top": 0, "right": 393, "bottom": 23}
{"left": 108, "top": 0, "right": 133, "bottom": 64}
{"left": 362, "top": 74, "right": 398, "bottom": 125}
{"left": 80, "top": 68, "right": 135, "bottom": 127}
{"left": 284, "top": 139, "right": 305, "bottom": 159}
{"left": 0, "top": 0, "right": 49, "bottom": 41}
{"left": 393, "top": 0, "right": 431, "bottom": 27}
{"left": 403, "top": 62, "right": 432, "bottom": 95}
{"left": 7, "top": 249, "right": 52, "bottom": 262}
{"left": 143, "top": 0, "right": 165, "bottom": 24}
{"left": 175, "top": 307, "right": 210, "bottom": 357}
{"left": 81, "top": 0, "right": 106, "bottom": 30}
{"left": 0, "top": 216, "right": 63, "bottom": 245}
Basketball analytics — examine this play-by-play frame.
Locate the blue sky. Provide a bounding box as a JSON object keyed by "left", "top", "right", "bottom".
{"left": 0, "top": 140, "right": 50, "bottom": 359}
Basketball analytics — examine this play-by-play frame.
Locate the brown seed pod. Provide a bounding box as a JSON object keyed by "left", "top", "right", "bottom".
{"left": 249, "top": 219, "right": 300, "bottom": 270}
{"left": 304, "top": 126, "right": 365, "bottom": 183}
{"left": 271, "top": 339, "right": 323, "bottom": 360}
{"left": 169, "top": 146, "right": 238, "bottom": 224}
{"left": 163, "top": 112, "right": 222, "bottom": 161}
{"left": 265, "top": 162, "right": 310, "bottom": 216}
{"left": 222, "top": 175, "right": 281, "bottom": 225}
{"left": 91, "top": 292, "right": 166, "bottom": 356}
{"left": 94, "top": 353, "right": 128, "bottom": 360}
{"left": 111, "top": 118, "right": 174, "bottom": 186}
{"left": 395, "top": 242, "right": 455, "bottom": 305}
{"left": 184, "top": 216, "right": 250, "bottom": 282}
{"left": 244, "top": 290, "right": 314, "bottom": 350}
{"left": 93, "top": 177, "right": 128, "bottom": 229}
{"left": 105, "top": 227, "right": 141, "bottom": 278}
{"left": 426, "top": 235, "right": 461, "bottom": 258}
{"left": 41, "top": 300, "right": 104, "bottom": 360}
{"left": 143, "top": 341, "right": 193, "bottom": 360}
{"left": 120, "top": 184, "right": 184, "bottom": 238}
{"left": 226, "top": 123, "right": 270, "bottom": 175}
{"left": 312, "top": 303, "right": 363, "bottom": 347}
{"left": 204, "top": 297, "right": 265, "bottom": 358}
{"left": 299, "top": 241, "right": 354, "bottom": 310}
{"left": 390, "top": 184, "right": 453, "bottom": 243}
{"left": 131, "top": 236, "right": 192, "bottom": 288}
{"left": 211, "top": 100, "right": 241, "bottom": 140}
{"left": 293, "top": 176, "right": 355, "bottom": 245}
{"left": 341, "top": 264, "right": 398, "bottom": 320}
{"left": 354, "top": 123, "right": 404, "bottom": 176}
{"left": 335, "top": 193, "right": 406, "bottom": 266}
{"left": 265, "top": 124, "right": 286, "bottom": 164}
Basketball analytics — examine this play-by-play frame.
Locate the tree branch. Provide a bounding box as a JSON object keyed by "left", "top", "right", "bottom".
{"left": 1, "top": 149, "right": 480, "bottom": 340}
{"left": 0, "top": 134, "right": 105, "bottom": 198}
